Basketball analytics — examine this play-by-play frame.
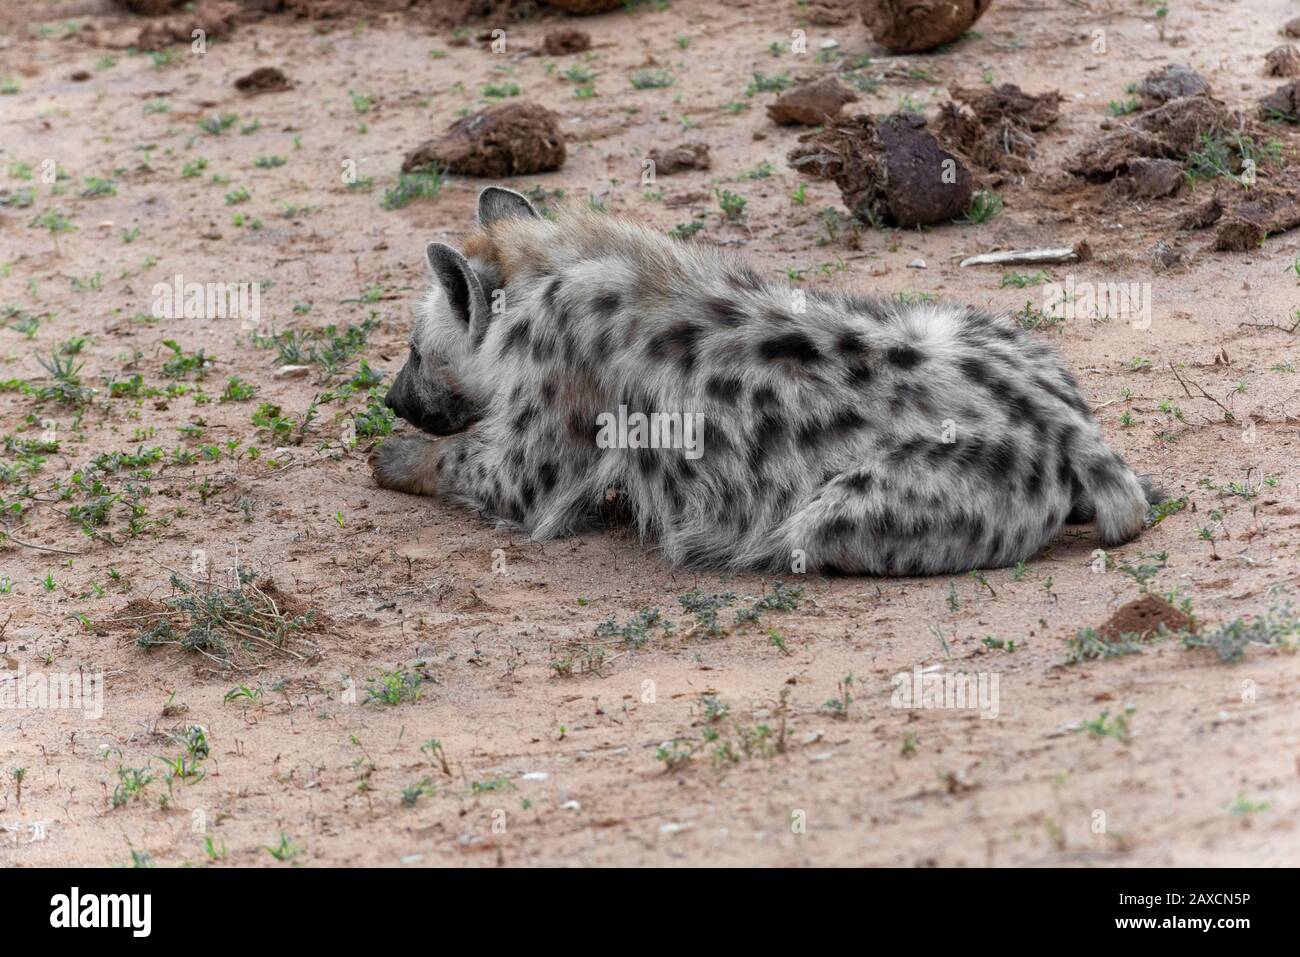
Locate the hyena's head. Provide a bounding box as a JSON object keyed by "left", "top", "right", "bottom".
{"left": 384, "top": 186, "right": 540, "bottom": 435}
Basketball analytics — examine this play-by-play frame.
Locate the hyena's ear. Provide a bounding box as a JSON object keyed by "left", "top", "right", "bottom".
{"left": 477, "top": 185, "right": 540, "bottom": 226}
{"left": 425, "top": 242, "right": 490, "bottom": 346}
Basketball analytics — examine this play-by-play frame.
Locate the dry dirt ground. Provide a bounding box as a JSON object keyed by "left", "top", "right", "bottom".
{"left": 1, "top": 0, "right": 1299, "bottom": 868}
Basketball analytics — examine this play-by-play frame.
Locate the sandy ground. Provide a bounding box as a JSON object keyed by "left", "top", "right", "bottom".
{"left": 1, "top": 0, "right": 1299, "bottom": 867}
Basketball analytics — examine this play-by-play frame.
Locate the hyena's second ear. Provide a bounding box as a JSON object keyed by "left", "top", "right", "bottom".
{"left": 477, "top": 186, "right": 540, "bottom": 226}
{"left": 426, "top": 242, "right": 490, "bottom": 346}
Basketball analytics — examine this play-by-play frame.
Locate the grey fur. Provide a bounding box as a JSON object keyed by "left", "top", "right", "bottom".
{"left": 373, "top": 186, "right": 1159, "bottom": 575}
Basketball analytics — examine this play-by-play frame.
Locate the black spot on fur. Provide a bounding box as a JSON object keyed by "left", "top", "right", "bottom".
{"left": 836, "top": 330, "right": 868, "bottom": 355}
{"left": 821, "top": 516, "right": 858, "bottom": 544}
{"left": 706, "top": 375, "right": 743, "bottom": 403}
{"left": 845, "top": 363, "right": 873, "bottom": 387}
{"left": 798, "top": 408, "right": 866, "bottom": 450}
{"left": 538, "top": 460, "right": 558, "bottom": 493}
{"left": 646, "top": 321, "right": 702, "bottom": 375}
{"left": 592, "top": 327, "right": 614, "bottom": 363}
{"left": 885, "top": 344, "right": 924, "bottom": 369}
{"left": 705, "top": 296, "right": 746, "bottom": 327}
{"left": 592, "top": 291, "right": 621, "bottom": 320}
{"left": 512, "top": 403, "right": 538, "bottom": 434}
{"left": 542, "top": 277, "right": 563, "bottom": 312}
{"left": 500, "top": 319, "right": 531, "bottom": 359}
{"left": 958, "top": 355, "right": 992, "bottom": 387}
{"left": 530, "top": 332, "right": 555, "bottom": 364}
{"left": 843, "top": 471, "right": 873, "bottom": 493}
{"left": 759, "top": 333, "right": 822, "bottom": 364}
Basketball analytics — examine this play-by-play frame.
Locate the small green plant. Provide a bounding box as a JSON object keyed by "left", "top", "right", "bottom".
{"left": 717, "top": 189, "right": 746, "bottom": 220}
{"left": 630, "top": 68, "right": 673, "bottom": 89}
{"left": 381, "top": 166, "right": 445, "bottom": 210}
{"left": 744, "top": 71, "right": 791, "bottom": 96}
{"left": 481, "top": 81, "right": 521, "bottom": 99}
{"left": 667, "top": 218, "right": 706, "bottom": 240}
{"left": 364, "top": 666, "right": 424, "bottom": 706}
{"left": 348, "top": 89, "right": 374, "bottom": 114}
{"left": 1000, "top": 269, "right": 1051, "bottom": 288}
{"left": 220, "top": 376, "right": 256, "bottom": 402}
{"left": 1073, "top": 706, "right": 1135, "bottom": 745}
{"left": 265, "top": 832, "right": 302, "bottom": 862}
{"left": 594, "top": 607, "right": 674, "bottom": 647}
{"left": 198, "top": 113, "right": 238, "bottom": 135}
{"left": 962, "top": 190, "right": 1003, "bottom": 224}
{"left": 81, "top": 176, "right": 117, "bottom": 198}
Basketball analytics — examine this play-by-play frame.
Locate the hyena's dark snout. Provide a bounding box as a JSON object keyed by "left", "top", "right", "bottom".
{"left": 384, "top": 359, "right": 482, "bottom": 437}
{"left": 382, "top": 363, "right": 414, "bottom": 422}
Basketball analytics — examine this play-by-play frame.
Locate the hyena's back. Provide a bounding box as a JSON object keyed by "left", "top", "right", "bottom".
{"left": 409, "top": 203, "right": 1154, "bottom": 575}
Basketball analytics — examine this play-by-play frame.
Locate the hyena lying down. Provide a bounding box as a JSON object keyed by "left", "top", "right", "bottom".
{"left": 373, "top": 187, "right": 1161, "bottom": 575}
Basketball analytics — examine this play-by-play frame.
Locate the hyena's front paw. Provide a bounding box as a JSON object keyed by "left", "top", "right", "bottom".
{"left": 370, "top": 434, "right": 442, "bottom": 496}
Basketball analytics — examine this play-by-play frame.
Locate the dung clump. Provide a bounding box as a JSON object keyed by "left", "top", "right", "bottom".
{"left": 1265, "top": 44, "right": 1300, "bottom": 77}
{"left": 1259, "top": 79, "right": 1300, "bottom": 122}
{"left": 1212, "top": 188, "right": 1300, "bottom": 251}
{"left": 1070, "top": 95, "right": 1234, "bottom": 181}
{"left": 542, "top": 28, "right": 591, "bottom": 55}
{"left": 1136, "top": 63, "right": 1211, "bottom": 107}
{"left": 766, "top": 77, "right": 859, "bottom": 126}
{"left": 234, "top": 66, "right": 291, "bottom": 95}
{"left": 788, "top": 112, "right": 973, "bottom": 227}
{"left": 938, "top": 83, "right": 1061, "bottom": 173}
{"left": 403, "top": 101, "right": 566, "bottom": 177}
{"left": 860, "top": 0, "right": 991, "bottom": 53}
{"left": 648, "top": 142, "right": 711, "bottom": 175}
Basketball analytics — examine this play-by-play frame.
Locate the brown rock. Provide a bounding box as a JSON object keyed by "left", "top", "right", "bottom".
{"left": 788, "top": 112, "right": 973, "bottom": 227}
{"left": 1177, "top": 196, "right": 1223, "bottom": 230}
{"left": 542, "top": 28, "right": 591, "bottom": 55}
{"left": 234, "top": 66, "right": 290, "bottom": 94}
{"left": 1265, "top": 44, "right": 1300, "bottom": 77}
{"left": 1136, "top": 63, "right": 1211, "bottom": 106}
{"left": 403, "top": 101, "right": 566, "bottom": 177}
{"left": 647, "top": 142, "right": 711, "bottom": 175}
{"left": 860, "top": 0, "right": 991, "bottom": 53}
{"left": 1260, "top": 79, "right": 1300, "bottom": 121}
{"left": 766, "top": 77, "right": 859, "bottom": 126}
{"left": 1126, "top": 157, "right": 1184, "bottom": 198}
{"left": 70, "top": 70, "right": 91, "bottom": 82}
{"left": 1285, "top": 16, "right": 1300, "bottom": 38}
{"left": 1213, "top": 187, "right": 1300, "bottom": 251}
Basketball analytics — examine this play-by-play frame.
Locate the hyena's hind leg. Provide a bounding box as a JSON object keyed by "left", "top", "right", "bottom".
{"left": 762, "top": 462, "right": 1070, "bottom": 576}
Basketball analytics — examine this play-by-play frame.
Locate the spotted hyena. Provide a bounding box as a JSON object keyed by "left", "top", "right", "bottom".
{"left": 373, "top": 186, "right": 1161, "bottom": 575}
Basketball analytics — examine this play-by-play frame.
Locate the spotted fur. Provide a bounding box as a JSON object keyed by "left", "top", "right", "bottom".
{"left": 373, "top": 186, "right": 1160, "bottom": 575}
